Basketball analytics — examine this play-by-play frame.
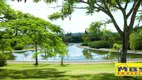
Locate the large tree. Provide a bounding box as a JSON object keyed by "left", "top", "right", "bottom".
{"left": 4, "top": 13, "right": 66, "bottom": 66}
{"left": 1, "top": 1, "right": 67, "bottom": 66}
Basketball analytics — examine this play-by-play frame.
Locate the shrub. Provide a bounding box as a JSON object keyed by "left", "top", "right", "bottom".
{"left": 14, "top": 43, "right": 25, "bottom": 50}
{"left": 130, "top": 32, "right": 142, "bottom": 50}
{"left": 114, "top": 41, "right": 122, "bottom": 44}
{"left": 112, "top": 43, "right": 122, "bottom": 50}
{"left": 138, "top": 43, "right": 142, "bottom": 50}
{"left": 81, "top": 42, "right": 89, "bottom": 46}
{"left": 0, "top": 53, "right": 7, "bottom": 67}
{"left": 88, "top": 41, "right": 109, "bottom": 48}
{"left": 107, "top": 40, "right": 122, "bottom": 48}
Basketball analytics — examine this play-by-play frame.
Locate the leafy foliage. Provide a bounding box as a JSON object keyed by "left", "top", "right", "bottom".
{"left": 13, "top": 43, "right": 25, "bottom": 50}
{"left": 0, "top": 1, "right": 67, "bottom": 66}
{"left": 0, "top": 53, "right": 7, "bottom": 67}
{"left": 82, "top": 20, "right": 121, "bottom": 48}
{"left": 112, "top": 43, "right": 122, "bottom": 50}
{"left": 130, "top": 27, "right": 142, "bottom": 50}
{"left": 63, "top": 32, "right": 83, "bottom": 43}
{"left": 81, "top": 42, "right": 89, "bottom": 46}
{"left": 88, "top": 41, "right": 109, "bottom": 48}
{"left": 6, "top": 15, "right": 66, "bottom": 65}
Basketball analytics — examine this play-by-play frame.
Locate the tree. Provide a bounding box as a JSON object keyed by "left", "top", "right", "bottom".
{"left": 0, "top": 2, "right": 67, "bottom": 66}
{"left": 0, "top": 0, "right": 18, "bottom": 53}
{"left": 85, "top": 20, "right": 111, "bottom": 41}
{"left": 87, "top": 21, "right": 103, "bottom": 41}
{"left": 6, "top": 16, "right": 66, "bottom": 66}
{"left": 1, "top": 0, "right": 67, "bottom": 66}
{"left": 0, "top": 1, "right": 19, "bottom": 66}
{"left": 47, "top": 0, "right": 142, "bottom": 63}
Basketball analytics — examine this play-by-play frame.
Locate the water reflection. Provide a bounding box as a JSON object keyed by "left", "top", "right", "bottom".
{"left": 82, "top": 49, "right": 93, "bottom": 59}
{"left": 15, "top": 51, "right": 29, "bottom": 58}
{"left": 7, "top": 43, "right": 142, "bottom": 61}
{"left": 86, "top": 49, "right": 142, "bottom": 60}
{"left": 89, "top": 50, "right": 118, "bottom": 60}
{"left": 41, "top": 53, "right": 48, "bottom": 60}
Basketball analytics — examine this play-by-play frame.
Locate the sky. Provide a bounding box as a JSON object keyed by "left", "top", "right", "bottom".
{"left": 6, "top": 0, "right": 141, "bottom": 33}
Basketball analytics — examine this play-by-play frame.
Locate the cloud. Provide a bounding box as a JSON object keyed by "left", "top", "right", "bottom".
{"left": 7, "top": 0, "right": 119, "bottom": 33}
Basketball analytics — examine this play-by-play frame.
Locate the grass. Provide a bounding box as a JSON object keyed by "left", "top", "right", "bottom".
{"left": 0, "top": 63, "right": 142, "bottom": 80}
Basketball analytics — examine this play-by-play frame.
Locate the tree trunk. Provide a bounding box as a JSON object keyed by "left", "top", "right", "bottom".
{"left": 120, "top": 31, "right": 130, "bottom": 63}
{"left": 35, "top": 43, "right": 38, "bottom": 66}
{"left": 2, "top": 48, "right": 4, "bottom": 54}
{"left": 61, "top": 56, "right": 64, "bottom": 66}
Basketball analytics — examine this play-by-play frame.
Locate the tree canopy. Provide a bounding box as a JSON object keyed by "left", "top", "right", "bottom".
{"left": 0, "top": 1, "right": 67, "bottom": 66}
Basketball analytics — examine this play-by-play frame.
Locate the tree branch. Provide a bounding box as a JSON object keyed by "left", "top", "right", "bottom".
{"left": 48, "top": 5, "right": 87, "bottom": 9}
{"left": 126, "top": 1, "right": 137, "bottom": 18}
{"left": 129, "top": 0, "right": 142, "bottom": 28}
{"left": 76, "top": 1, "right": 96, "bottom": 10}
{"left": 113, "top": 5, "right": 120, "bottom": 9}
{"left": 95, "top": 3, "right": 107, "bottom": 12}
{"left": 116, "top": 0, "right": 128, "bottom": 31}
{"left": 124, "top": 0, "right": 129, "bottom": 10}
{"left": 103, "top": 2, "right": 123, "bottom": 37}
{"left": 116, "top": 0, "right": 124, "bottom": 10}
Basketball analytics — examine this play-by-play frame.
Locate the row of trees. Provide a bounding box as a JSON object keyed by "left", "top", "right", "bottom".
{"left": 0, "top": 0, "right": 67, "bottom": 66}
{"left": 81, "top": 20, "right": 122, "bottom": 48}
{"left": 83, "top": 20, "right": 121, "bottom": 41}
{"left": 82, "top": 20, "right": 142, "bottom": 49}
{"left": 63, "top": 32, "right": 83, "bottom": 43}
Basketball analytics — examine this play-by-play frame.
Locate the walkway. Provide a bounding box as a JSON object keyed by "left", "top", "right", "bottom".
{"left": 7, "top": 59, "right": 142, "bottom": 64}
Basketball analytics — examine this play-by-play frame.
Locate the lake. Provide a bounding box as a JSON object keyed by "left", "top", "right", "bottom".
{"left": 8, "top": 43, "right": 142, "bottom": 61}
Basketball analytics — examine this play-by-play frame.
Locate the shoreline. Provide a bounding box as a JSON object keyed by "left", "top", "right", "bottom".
{"left": 4, "top": 45, "right": 142, "bottom": 54}
{"left": 79, "top": 46, "right": 142, "bottom": 54}
{"left": 7, "top": 58, "right": 142, "bottom": 64}
{"left": 5, "top": 45, "right": 142, "bottom": 64}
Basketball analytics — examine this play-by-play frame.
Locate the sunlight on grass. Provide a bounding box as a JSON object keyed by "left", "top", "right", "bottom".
{"left": 0, "top": 63, "right": 142, "bottom": 80}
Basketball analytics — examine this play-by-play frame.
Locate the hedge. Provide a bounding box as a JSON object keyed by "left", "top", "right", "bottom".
{"left": 88, "top": 41, "right": 109, "bottom": 48}
{"left": 0, "top": 53, "right": 7, "bottom": 67}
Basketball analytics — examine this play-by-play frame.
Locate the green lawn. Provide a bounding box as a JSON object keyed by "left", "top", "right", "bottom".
{"left": 0, "top": 63, "right": 141, "bottom": 80}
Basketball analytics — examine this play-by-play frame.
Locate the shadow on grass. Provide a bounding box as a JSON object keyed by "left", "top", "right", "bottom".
{"left": 0, "top": 68, "right": 65, "bottom": 79}
{"left": 36, "top": 64, "right": 51, "bottom": 67}
{"left": 68, "top": 73, "right": 142, "bottom": 80}
{"left": 0, "top": 69, "right": 142, "bottom": 80}
{"left": 58, "top": 64, "right": 70, "bottom": 67}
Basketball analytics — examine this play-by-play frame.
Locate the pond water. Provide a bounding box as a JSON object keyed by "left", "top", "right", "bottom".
{"left": 7, "top": 43, "right": 142, "bottom": 61}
